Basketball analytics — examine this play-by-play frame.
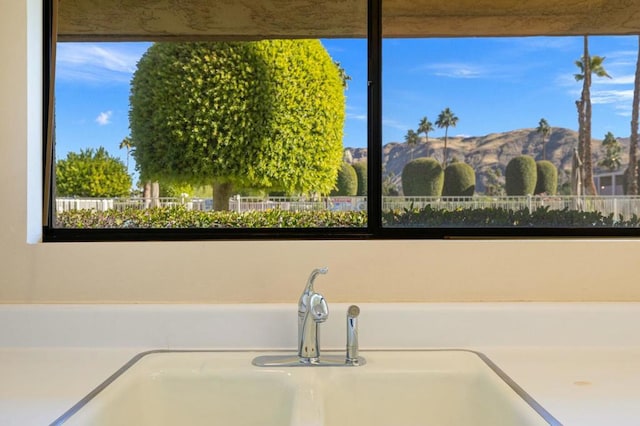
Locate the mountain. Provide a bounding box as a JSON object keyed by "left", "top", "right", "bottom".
{"left": 346, "top": 128, "right": 631, "bottom": 193}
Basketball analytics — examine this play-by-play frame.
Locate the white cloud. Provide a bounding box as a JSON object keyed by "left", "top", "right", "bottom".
{"left": 420, "top": 62, "right": 486, "bottom": 79}
{"left": 591, "top": 89, "right": 634, "bottom": 105}
{"left": 56, "top": 43, "right": 147, "bottom": 83}
{"left": 95, "top": 111, "right": 113, "bottom": 126}
{"left": 593, "top": 74, "right": 635, "bottom": 85}
{"left": 347, "top": 112, "right": 367, "bottom": 121}
{"left": 383, "top": 118, "right": 410, "bottom": 131}
{"left": 614, "top": 103, "right": 632, "bottom": 117}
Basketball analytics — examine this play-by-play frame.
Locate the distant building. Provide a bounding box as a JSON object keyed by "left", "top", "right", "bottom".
{"left": 594, "top": 171, "right": 625, "bottom": 195}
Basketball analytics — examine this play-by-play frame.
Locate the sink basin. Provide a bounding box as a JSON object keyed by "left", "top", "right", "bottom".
{"left": 52, "top": 350, "right": 561, "bottom": 426}
{"left": 52, "top": 351, "right": 296, "bottom": 426}
{"left": 321, "top": 351, "right": 558, "bottom": 426}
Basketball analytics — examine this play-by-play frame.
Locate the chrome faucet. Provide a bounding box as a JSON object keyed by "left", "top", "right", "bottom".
{"left": 298, "top": 267, "right": 329, "bottom": 363}
{"left": 252, "top": 267, "right": 365, "bottom": 367}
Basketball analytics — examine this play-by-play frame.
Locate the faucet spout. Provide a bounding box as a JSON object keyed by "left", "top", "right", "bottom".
{"left": 303, "top": 267, "right": 328, "bottom": 294}
{"left": 298, "top": 267, "right": 329, "bottom": 363}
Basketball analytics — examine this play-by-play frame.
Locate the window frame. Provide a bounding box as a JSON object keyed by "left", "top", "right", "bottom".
{"left": 42, "top": 0, "right": 640, "bottom": 242}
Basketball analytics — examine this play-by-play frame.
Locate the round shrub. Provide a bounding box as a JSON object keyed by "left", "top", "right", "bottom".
{"left": 443, "top": 162, "right": 476, "bottom": 196}
{"left": 130, "top": 40, "right": 345, "bottom": 209}
{"left": 352, "top": 161, "right": 367, "bottom": 196}
{"left": 534, "top": 160, "right": 558, "bottom": 195}
{"left": 331, "top": 163, "right": 358, "bottom": 196}
{"left": 401, "top": 157, "right": 444, "bottom": 196}
{"left": 505, "top": 156, "right": 537, "bottom": 196}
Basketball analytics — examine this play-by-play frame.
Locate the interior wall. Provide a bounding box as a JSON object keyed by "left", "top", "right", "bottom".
{"left": 1, "top": 0, "right": 639, "bottom": 303}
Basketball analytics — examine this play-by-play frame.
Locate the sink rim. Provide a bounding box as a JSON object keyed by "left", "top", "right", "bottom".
{"left": 50, "top": 348, "right": 562, "bottom": 426}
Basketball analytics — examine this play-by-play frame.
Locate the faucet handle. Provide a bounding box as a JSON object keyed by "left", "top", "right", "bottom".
{"left": 309, "top": 293, "right": 329, "bottom": 322}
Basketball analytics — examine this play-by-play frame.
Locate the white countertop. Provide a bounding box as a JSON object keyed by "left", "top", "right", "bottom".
{"left": 2, "top": 304, "right": 640, "bottom": 425}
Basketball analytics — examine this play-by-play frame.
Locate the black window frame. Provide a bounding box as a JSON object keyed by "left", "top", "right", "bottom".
{"left": 42, "top": 0, "right": 640, "bottom": 242}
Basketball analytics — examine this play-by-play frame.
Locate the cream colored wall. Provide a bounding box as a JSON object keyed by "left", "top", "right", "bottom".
{"left": 1, "top": 0, "right": 639, "bottom": 303}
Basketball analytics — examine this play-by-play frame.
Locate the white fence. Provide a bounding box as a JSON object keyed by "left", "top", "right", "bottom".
{"left": 55, "top": 195, "right": 640, "bottom": 220}
{"left": 228, "top": 196, "right": 368, "bottom": 212}
{"left": 382, "top": 196, "right": 640, "bottom": 220}
{"left": 55, "top": 196, "right": 367, "bottom": 213}
{"left": 56, "top": 197, "right": 209, "bottom": 213}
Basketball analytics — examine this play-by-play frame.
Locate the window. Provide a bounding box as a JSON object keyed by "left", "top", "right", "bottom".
{"left": 379, "top": 35, "right": 640, "bottom": 236}
{"left": 44, "top": 0, "right": 640, "bottom": 241}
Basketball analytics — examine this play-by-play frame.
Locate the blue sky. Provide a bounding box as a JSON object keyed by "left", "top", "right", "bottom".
{"left": 55, "top": 36, "right": 639, "bottom": 175}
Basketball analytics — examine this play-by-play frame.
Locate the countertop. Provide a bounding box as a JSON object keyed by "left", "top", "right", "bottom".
{"left": 1, "top": 303, "right": 640, "bottom": 425}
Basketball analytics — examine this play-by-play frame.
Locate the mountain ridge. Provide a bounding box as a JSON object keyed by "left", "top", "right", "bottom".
{"left": 345, "top": 128, "right": 631, "bottom": 193}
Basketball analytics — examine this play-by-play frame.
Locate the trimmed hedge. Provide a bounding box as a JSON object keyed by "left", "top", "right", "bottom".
{"left": 56, "top": 205, "right": 640, "bottom": 229}
{"left": 534, "top": 160, "right": 558, "bottom": 195}
{"left": 383, "top": 205, "right": 640, "bottom": 227}
{"left": 505, "top": 156, "right": 537, "bottom": 195}
{"left": 331, "top": 163, "right": 358, "bottom": 196}
{"left": 352, "top": 161, "right": 368, "bottom": 196}
{"left": 443, "top": 163, "right": 475, "bottom": 196}
{"left": 402, "top": 157, "right": 444, "bottom": 196}
{"left": 57, "top": 207, "right": 367, "bottom": 229}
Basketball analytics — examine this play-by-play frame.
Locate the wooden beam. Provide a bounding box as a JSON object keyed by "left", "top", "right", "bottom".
{"left": 57, "top": 0, "right": 640, "bottom": 41}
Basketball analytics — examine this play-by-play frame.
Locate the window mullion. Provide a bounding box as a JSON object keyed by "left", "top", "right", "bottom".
{"left": 367, "top": 0, "right": 382, "bottom": 234}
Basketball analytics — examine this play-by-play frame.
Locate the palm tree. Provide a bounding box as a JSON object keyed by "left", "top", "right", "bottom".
{"left": 536, "top": 118, "right": 551, "bottom": 161}
{"left": 574, "top": 37, "right": 612, "bottom": 195}
{"left": 628, "top": 35, "right": 640, "bottom": 195}
{"left": 119, "top": 136, "right": 133, "bottom": 170}
{"left": 404, "top": 129, "right": 419, "bottom": 161}
{"left": 435, "top": 107, "right": 459, "bottom": 167}
{"left": 598, "top": 131, "right": 622, "bottom": 172}
{"left": 417, "top": 116, "right": 434, "bottom": 144}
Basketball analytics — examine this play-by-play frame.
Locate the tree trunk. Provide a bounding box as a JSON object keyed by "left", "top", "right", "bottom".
{"left": 582, "top": 36, "right": 598, "bottom": 196}
{"left": 576, "top": 100, "right": 584, "bottom": 170}
{"left": 629, "top": 35, "right": 640, "bottom": 195}
{"left": 143, "top": 181, "right": 152, "bottom": 208}
{"left": 443, "top": 128, "right": 448, "bottom": 168}
{"left": 151, "top": 181, "right": 160, "bottom": 208}
{"left": 213, "top": 182, "right": 233, "bottom": 211}
{"left": 575, "top": 101, "right": 584, "bottom": 196}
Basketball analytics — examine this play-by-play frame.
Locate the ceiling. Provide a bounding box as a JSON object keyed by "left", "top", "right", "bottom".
{"left": 57, "top": 0, "right": 640, "bottom": 41}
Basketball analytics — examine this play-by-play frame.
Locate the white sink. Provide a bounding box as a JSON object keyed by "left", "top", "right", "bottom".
{"left": 52, "top": 350, "right": 561, "bottom": 426}
{"left": 321, "top": 351, "right": 557, "bottom": 426}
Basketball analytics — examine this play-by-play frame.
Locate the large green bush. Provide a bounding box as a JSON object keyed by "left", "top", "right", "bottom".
{"left": 352, "top": 161, "right": 367, "bottom": 196}
{"left": 534, "top": 160, "right": 558, "bottom": 195}
{"left": 130, "top": 40, "right": 345, "bottom": 209}
{"left": 443, "top": 162, "right": 475, "bottom": 196}
{"left": 56, "top": 147, "right": 131, "bottom": 197}
{"left": 331, "top": 163, "right": 358, "bottom": 196}
{"left": 401, "top": 158, "right": 444, "bottom": 196}
{"left": 505, "top": 156, "right": 537, "bottom": 195}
